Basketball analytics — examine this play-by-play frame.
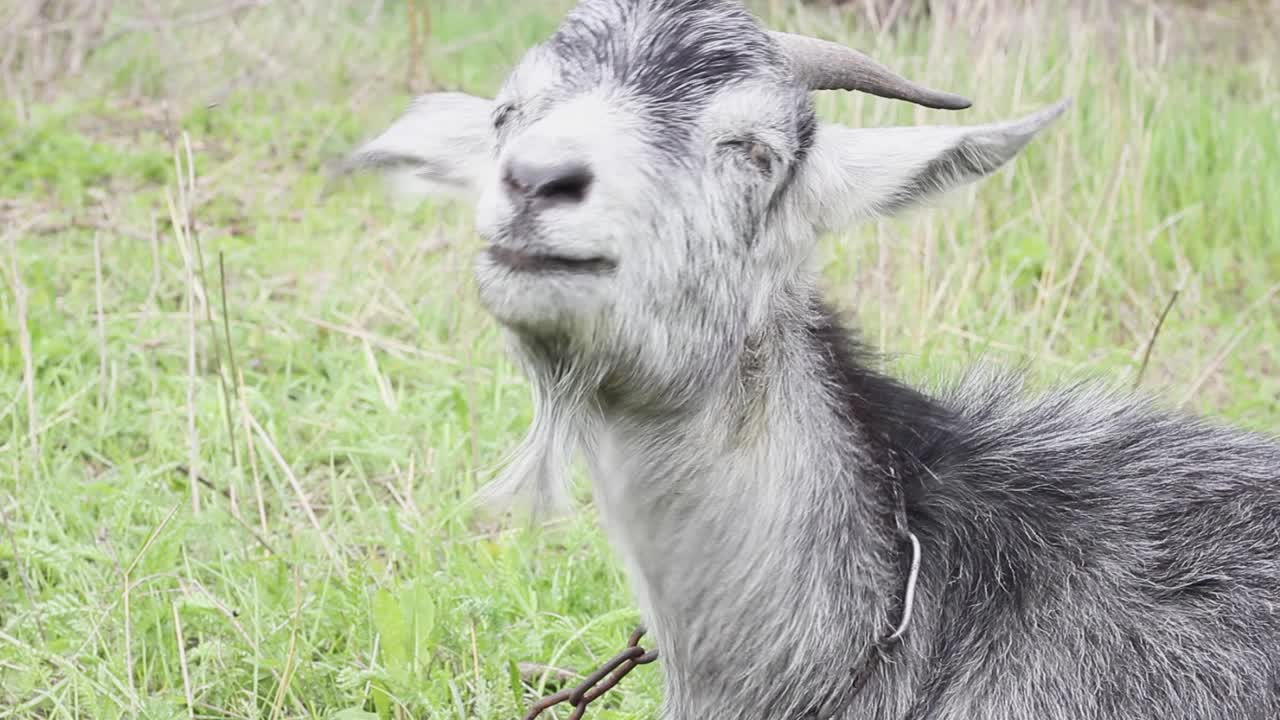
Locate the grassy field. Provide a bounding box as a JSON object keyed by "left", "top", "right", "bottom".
{"left": 1, "top": 0, "right": 1277, "bottom": 718}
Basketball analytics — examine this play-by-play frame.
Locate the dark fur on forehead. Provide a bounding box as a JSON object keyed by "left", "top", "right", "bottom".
{"left": 549, "top": 0, "right": 786, "bottom": 139}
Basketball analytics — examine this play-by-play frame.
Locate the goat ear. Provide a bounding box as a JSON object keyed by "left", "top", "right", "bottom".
{"left": 329, "top": 91, "right": 495, "bottom": 203}
{"left": 800, "top": 98, "right": 1070, "bottom": 232}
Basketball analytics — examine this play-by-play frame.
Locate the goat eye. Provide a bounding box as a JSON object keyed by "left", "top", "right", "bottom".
{"left": 720, "top": 138, "right": 774, "bottom": 176}
{"left": 493, "top": 104, "right": 515, "bottom": 132}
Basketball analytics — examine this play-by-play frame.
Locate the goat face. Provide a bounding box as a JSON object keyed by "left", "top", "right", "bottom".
{"left": 469, "top": 1, "right": 815, "bottom": 409}
{"left": 338, "top": 0, "right": 1069, "bottom": 489}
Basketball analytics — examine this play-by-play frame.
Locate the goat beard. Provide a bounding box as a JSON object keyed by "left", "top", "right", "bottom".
{"left": 469, "top": 331, "right": 606, "bottom": 520}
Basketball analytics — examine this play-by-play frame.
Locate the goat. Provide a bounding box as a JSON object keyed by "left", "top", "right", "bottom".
{"left": 335, "top": 1, "right": 1280, "bottom": 717}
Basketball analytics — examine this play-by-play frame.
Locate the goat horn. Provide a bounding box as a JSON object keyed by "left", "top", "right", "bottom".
{"left": 768, "top": 31, "right": 972, "bottom": 111}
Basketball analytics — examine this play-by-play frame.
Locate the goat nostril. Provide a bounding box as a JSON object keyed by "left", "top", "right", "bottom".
{"left": 502, "top": 169, "right": 527, "bottom": 197}
{"left": 536, "top": 166, "right": 592, "bottom": 203}
{"left": 504, "top": 159, "right": 593, "bottom": 206}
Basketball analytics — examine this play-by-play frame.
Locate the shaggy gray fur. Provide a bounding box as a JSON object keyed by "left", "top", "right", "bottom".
{"left": 337, "top": 0, "right": 1280, "bottom": 717}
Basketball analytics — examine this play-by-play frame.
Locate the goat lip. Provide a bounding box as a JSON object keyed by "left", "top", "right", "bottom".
{"left": 485, "top": 246, "right": 617, "bottom": 275}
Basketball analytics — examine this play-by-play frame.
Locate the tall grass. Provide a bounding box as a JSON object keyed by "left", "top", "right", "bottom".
{"left": 0, "top": 1, "right": 1276, "bottom": 718}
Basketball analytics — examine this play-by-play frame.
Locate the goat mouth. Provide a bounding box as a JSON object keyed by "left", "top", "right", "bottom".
{"left": 485, "top": 246, "right": 617, "bottom": 275}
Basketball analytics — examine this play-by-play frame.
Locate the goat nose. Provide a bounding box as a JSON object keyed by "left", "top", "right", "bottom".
{"left": 502, "top": 158, "right": 593, "bottom": 207}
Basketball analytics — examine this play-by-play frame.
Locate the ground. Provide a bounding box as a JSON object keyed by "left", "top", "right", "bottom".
{"left": 1, "top": 1, "right": 1277, "bottom": 718}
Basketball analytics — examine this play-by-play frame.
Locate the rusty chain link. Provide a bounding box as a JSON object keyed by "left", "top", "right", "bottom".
{"left": 522, "top": 625, "right": 658, "bottom": 720}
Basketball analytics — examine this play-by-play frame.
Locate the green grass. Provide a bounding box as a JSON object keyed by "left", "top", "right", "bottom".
{"left": 1, "top": 1, "right": 1277, "bottom": 718}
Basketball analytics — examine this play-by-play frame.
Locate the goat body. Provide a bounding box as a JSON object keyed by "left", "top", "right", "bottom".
{"left": 588, "top": 294, "right": 1280, "bottom": 719}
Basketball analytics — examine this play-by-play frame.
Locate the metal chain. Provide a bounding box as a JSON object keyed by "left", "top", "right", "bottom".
{"left": 522, "top": 626, "right": 658, "bottom": 720}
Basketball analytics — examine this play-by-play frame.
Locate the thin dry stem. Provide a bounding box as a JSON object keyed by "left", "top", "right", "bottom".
{"left": 0, "top": 630, "right": 124, "bottom": 711}
{"left": 122, "top": 557, "right": 136, "bottom": 709}
{"left": 268, "top": 567, "right": 304, "bottom": 720}
{"left": 93, "top": 532, "right": 140, "bottom": 712}
{"left": 301, "top": 315, "right": 469, "bottom": 368}
{"left": 179, "top": 132, "right": 242, "bottom": 485}
{"left": 246, "top": 412, "right": 343, "bottom": 569}
{"left": 519, "top": 662, "right": 585, "bottom": 685}
{"left": 165, "top": 132, "right": 205, "bottom": 515}
{"left": 93, "top": 232, "right": 108, "bottom": 413}
{"left": 1133, "top": 287, "right": 1181, "bottom": 389}
{"left": 238, "top": 369, "right": 270, "bottom": 538}
{"left": 1041, "top": 147, "right": 1129, "bottom": 358}
{"left": 0, "top": 509, "right": 45, "bottom": 643}
{"left": 361, "top": 339, "right": 399, "bottom": 412}
{"left": 176, "top": 192, "right": 200, "bottom": 515}
{"left": 406, "top": 0, "right": 425, "bottom": 93}
{"left": 219, "top": 252, "right": 244, "bottom": 478}
{"left": 6, "top": 236, "right": 39, "bottom": 469}
{"left": 171, "top": 602, "right": 196, "bottom": 720}
{"left": 1180, "top": 283, "right": 1280, "bottom": 408}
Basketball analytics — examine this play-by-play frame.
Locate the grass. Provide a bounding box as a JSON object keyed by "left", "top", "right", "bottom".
{"left": 1, "top": 1, "right": 1277, "bottom": 718}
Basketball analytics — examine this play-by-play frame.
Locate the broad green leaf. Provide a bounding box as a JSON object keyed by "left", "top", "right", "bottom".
{"left": 371, "top": 589, "right": 409, "bottom": 679}
{"left": 371, "top": 679, "right": 394, "bottom": 720}
{"left": 405, "top": 580, "right": 435, "bottom": 675}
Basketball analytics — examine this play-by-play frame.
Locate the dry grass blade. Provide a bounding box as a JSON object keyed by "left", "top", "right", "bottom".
{"left": 0, "top": 508, "right": 45, "bottom": 643}
{"left": 219, "top": 252, "right": 244, "bottom": 472}
{"left": 237, "top": 368, "right": 271, "bottom": 538}
{"left": 167, "top": 178, "right": 201, "bottom": 514}
{"left": 178, "top": 135, "right": 243, "bottom": 484}
{"left": 1133, "top": 287, "right": 1181, "bottom": 389}
{"left": 123, "top": 503, "right": 181, "bottom": 579}
{"left": 0, "top": 630, "right": 126, "bottom": 712}
{"left": 171, "top": 602, "right": 196, "bottom": 720}
{"left": 93, "top": 232, "right": 108, "bottom": 412}
{"left": 108, "top": 537, "right": 138, "bottom": 712}
{"left": 5, "top": 232, "right": 40, "bottom": 471}
{"left": 301, "top": 315, "right": 470, "bottom": 368}
{"left": 362, "top": 339, "right": 400, "bottom": 412}
{"left": 268, "top": 567, "right": 305, "bottom": 720}
{"left": 519, "top": 662, "right": 584, "bottom": 685}
{"left": 1179, "top": 283, "right": 1280, "bottom": 408}
{"left": 406, "top": 0, "right": 429, "bottom": 93}
{"left": 246, "top": 412, "right": 343, "bottom": 570}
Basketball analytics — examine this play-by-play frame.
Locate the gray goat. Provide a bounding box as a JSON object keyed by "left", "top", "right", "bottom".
{"left": 337, "top": 0, "right": 1280, "bottom": 717}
